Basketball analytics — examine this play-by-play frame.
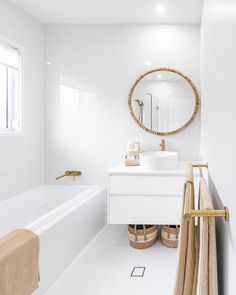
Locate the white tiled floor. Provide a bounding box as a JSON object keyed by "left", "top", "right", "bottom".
{"left": 45, "top": 225, "right": 177, "bottom": 295}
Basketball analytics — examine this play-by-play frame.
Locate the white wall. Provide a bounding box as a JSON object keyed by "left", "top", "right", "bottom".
{"left": 0, "top": 0, "right": 44, "bottom": 201}
{"left": 201, "top": 0, "right": 236, "bottom": 293}
{"left": 44, "top": 24, "right": 201, "bottom": 185}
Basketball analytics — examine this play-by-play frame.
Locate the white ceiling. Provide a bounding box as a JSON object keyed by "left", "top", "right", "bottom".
{"left": 8, "top": 0, "right": 203, "bottom": 24}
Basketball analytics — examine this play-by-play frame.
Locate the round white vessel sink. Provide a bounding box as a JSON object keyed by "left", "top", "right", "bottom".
{"left": 139, "top": 151, "right": 178, "bottom": 171}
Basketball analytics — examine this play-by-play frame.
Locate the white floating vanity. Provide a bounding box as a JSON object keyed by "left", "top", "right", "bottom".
{"left": 107, "top": 162, "right": 200, "bottom": 225}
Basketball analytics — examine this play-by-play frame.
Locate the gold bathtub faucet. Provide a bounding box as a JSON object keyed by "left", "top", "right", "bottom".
{"left": 56, "top": 170, "right": 82, "bottom": 181}
{"left": 159, "top": 139, "right": 166, "bottom": 151}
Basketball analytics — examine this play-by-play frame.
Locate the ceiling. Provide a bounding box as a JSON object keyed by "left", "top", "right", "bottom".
{"left": 8, "top": 0, "right": 203, "bottom": 24}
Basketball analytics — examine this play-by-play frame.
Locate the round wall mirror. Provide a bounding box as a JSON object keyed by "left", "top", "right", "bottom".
{"left": 128, "top": 68, "right": 199, "bottom": 136}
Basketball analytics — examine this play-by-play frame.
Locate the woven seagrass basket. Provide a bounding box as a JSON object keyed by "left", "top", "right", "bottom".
{"left": 128, "top": 225, "right": 158, "bottom": 249}
{"left": 161, "top": 225, "right": 180, "bottom": 248}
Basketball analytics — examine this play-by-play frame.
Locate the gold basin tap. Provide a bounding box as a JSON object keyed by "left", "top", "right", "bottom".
{"left": 159, "top": 139, "right": 166, "bottom": 151}
{"left": 56, "top": 170, "right": 82, "bottom": 181}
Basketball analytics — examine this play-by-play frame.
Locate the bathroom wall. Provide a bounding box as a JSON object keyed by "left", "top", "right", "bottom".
{"left": 201, "top": 0, "right": 236, "bottom": 293}
{"left": 44, "top": 24, "right": 201, "bottom": 185}
{"left": 0, "top": 0, "right": 44, "bottom": 201}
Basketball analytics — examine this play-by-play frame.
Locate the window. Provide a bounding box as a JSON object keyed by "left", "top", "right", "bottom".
{"left": 0, "top": 42, "right": 21, "bottom": 132}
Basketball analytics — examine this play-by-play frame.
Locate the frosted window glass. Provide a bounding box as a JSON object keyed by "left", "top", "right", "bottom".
{"left": 0, "top": 43, "right": 19, "bottom": 69}
{"left": 0, "top": 41, "right": 21, "bottom": 132}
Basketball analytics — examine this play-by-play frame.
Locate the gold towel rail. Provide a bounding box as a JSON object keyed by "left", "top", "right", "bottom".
{"left": 183, "top": 165, "right": 230, "bottom": 221}
{"left": 192, "top": 163, "right": 208, "bottom": 168}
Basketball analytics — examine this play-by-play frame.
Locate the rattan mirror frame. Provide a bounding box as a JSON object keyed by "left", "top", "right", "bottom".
{"left": 128, "top": 67, "right": 199, "bottom": 136}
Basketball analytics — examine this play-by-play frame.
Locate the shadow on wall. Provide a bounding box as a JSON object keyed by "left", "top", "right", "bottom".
{"left": 208, "top": 174, "right": 231, "bottom": 295}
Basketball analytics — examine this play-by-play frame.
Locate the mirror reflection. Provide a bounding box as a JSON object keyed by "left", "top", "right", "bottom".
{"left": 130, "top": 70, "right": 198, "bottom": 134}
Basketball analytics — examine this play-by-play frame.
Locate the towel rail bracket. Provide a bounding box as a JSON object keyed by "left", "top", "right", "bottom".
{"left": 184, "top": 207, "right": 229, "bottom": 221}
{"left": 184, "top": 164, "right": 230, "bottom": 222}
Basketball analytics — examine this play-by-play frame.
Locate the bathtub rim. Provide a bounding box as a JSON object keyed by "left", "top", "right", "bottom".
{"left": 24, "top": 185, "right": 106, "bottom": 235}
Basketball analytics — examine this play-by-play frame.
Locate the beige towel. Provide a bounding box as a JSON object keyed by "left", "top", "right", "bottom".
{"left": 196, "top": 178, "right": 218, "bottom": 295}
{"left": 0, "top": 229, "right": 39, "bottom": 295}
{"left": 173, "top": 164, "right": 196, "bottom": 295}
{"left": 191, "top": 188, "right": 200, "bottom": 295}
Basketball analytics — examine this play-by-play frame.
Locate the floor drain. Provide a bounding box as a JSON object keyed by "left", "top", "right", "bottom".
{"left": 130, "top": 267, "right": 146, "bottom": 277}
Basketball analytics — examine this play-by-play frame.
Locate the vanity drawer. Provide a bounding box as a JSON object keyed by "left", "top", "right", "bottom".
{"left": 108, "top": 195, "right": 182, "bottom": 225}
{"left": 109, "top": 175, "right": 185, "bottom": 195}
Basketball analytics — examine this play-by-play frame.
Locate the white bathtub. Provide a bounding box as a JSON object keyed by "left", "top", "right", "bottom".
{"left": 0, "top": 185, "right": 106, "bottom": 294}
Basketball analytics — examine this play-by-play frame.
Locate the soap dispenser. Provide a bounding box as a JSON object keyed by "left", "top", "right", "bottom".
{"left": 126, "top": 139, "right": 134, "bottom": 153}
{"left": 133, "top": 138, "right": 140, "bottom": 152}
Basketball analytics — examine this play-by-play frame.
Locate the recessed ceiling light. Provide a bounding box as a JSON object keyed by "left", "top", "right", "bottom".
{"left": 155, "top": 4, "right": 166, "bottom": 14}
{"left": 156, "top": 74, "right": 162, "bottom": 79}
{"left": 46, "top": 61, "right": 52, "bottom": 65}
{"left": 145, "top": 61, "right": 152, "bottom": 66}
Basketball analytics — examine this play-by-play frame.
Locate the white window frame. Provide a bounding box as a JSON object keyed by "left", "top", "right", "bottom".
{"left": 0, "top": 38, "right": 23, "bottom": 135}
